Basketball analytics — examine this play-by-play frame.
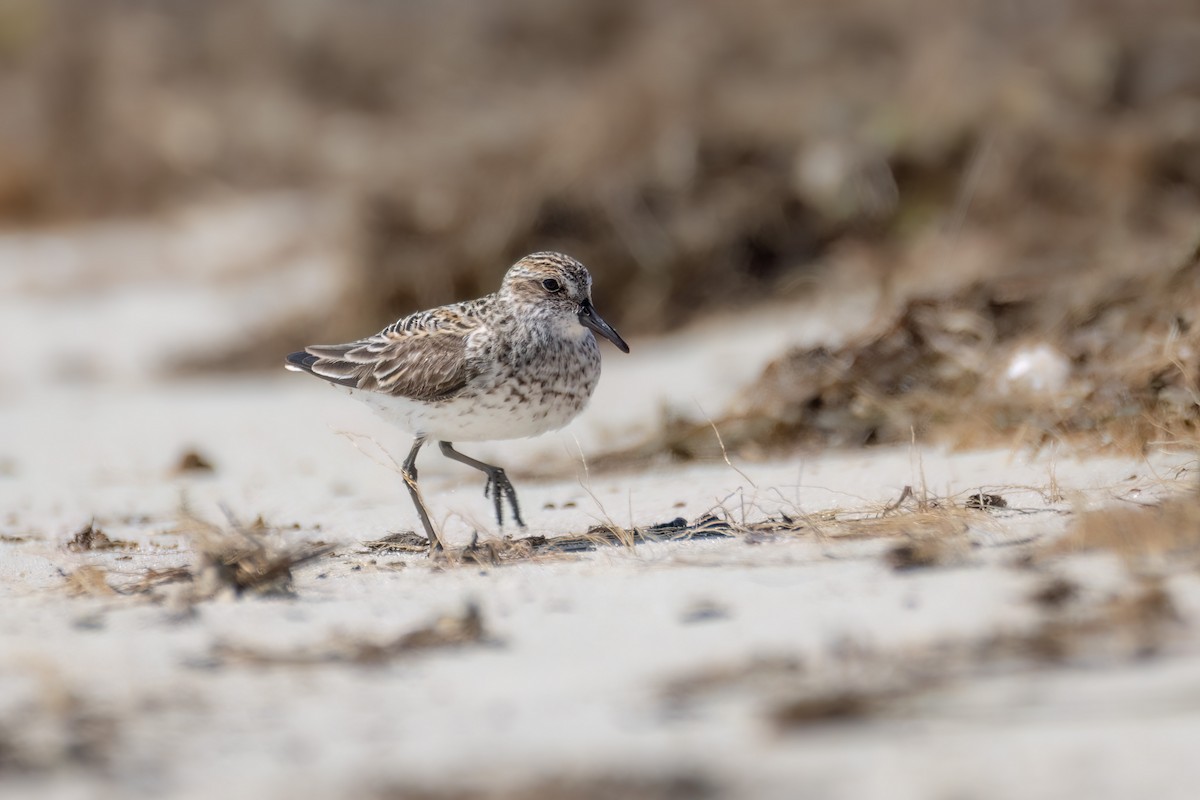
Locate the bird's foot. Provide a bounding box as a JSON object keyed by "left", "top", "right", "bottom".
{"left": 482, "top": 468, "right": 526, "bottom": 529}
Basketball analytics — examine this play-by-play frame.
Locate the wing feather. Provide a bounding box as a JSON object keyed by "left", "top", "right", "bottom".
{"left": 287, "top": 304, "right": 482, "bottom": 402}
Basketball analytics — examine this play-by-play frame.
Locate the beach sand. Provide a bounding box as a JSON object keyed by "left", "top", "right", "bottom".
{"left": 3, "top": 210, "right": 1199, "bottom": 799}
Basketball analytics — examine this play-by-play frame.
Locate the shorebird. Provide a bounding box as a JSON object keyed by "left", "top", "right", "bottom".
{"left": 286, "top": 251, "right": 629, "bottom": 551}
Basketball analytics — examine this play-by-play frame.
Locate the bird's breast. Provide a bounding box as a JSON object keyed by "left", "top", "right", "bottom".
{"left": 467, "top": 330, "right": 601, "bottom": 428}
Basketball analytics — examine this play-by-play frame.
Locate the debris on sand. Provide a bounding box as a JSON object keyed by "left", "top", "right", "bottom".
{"left": 62, "top": 565, "right": 117, "bottom": 597}
{"left": 363, "top": 531, "right": 432, "bottom": 554}
{"left": 66, "top": 522, "right": 133, "bottom": 552}
{"left": 209, "top": 602, "right": 490, "bottom": 667}
{"left": 986, "top": 578, "right": 1182, "bottom": 664}
{"left": 965, "top": 492, "right": 1008, "bottom": 510}
{"left": 663, "top": 656, "right": 806, "bottom": 707}
{"left": 664, "top": 651, "right": 935, "bottom": 731}
{"left": 0, "top": 689, "right": 119, "bottom": 772}
{"left": 376, "top": 773, "right": 717, "bottom": 800}
{"left": 679, "top": 601, "right": 729, "bottom": 624}
{"left": 770, "top": 690, "right": 892, "bottom": 727}
{"left": 1028, "top": 577, "right": 1080, "bottom": 610}
{"left": 539, "top": 515, "right": 735, "bottom": 553}
{"left": 364, "top": 503, "right": 1015, "bottom": 569}
{"left": 363, "top": 515, "right": 736, "bottom": 563}
{"left": 885, "top": 535, "right": 969, "bottom": 572}
{"left": 59, "top": 510, "right": 330, "bottom": 603}
{"left": 1041, "top": 493, "right": 1200, "bottom": 568}
{"left": 183, "top": 509, "right": 333, "bottom": 598}
{"left": 128, "top": 567, "right": 194, "bottom": 595}
{"left": 172, "top": 449, "right": 215, "bottom": 474}
{"left": 664, "top": 577, "right": 1183, "bottom": 734}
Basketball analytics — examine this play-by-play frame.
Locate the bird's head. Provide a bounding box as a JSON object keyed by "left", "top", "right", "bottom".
{"left": 501, "top": 252, "right": 630, "bottom": 353}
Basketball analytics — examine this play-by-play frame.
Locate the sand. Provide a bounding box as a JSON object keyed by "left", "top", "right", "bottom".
{"left": 3, "top": 206, "right": 1200, "bottom": 800}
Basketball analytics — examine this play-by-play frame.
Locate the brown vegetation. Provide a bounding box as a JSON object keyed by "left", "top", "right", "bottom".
{"left": 633, "top": 250, "right": 1200, "bottom": 458}
{"left": 1043, "top": 491, "right": 1200, "bottom": 566}
{"left": 2, "top": 0, "right": 1198, "bottom": 343}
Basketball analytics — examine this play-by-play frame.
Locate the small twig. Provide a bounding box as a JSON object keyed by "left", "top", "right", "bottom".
{"left": 694, "top": 400, "right": 758, "bottom": 490}
{"left": 570, "top": 432, "right": 628, "bottom": 543}
{"left": 334, "top": 429, "right": 405, "bottom": 475}
{"left": 883, "top": 485, "right": 915, "bottom": 515}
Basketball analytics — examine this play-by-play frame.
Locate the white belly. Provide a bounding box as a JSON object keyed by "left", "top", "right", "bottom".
{"left": 343, "top": 324, "right": 604, "bottom": 442}
{"left": 347, "top": 374, "right": 596, "bottom": 442}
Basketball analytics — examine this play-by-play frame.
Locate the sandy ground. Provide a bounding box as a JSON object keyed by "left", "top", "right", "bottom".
{"left": 3, "top": 382, "right": 1199, "bottom": 800}
{"left": 4, "top": 207, "right": 1200, "bottom": 799}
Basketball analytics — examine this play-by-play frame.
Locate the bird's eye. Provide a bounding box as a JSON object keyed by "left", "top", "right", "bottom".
{"left": 542, "top": 278, "right": 561, "bottom": 292}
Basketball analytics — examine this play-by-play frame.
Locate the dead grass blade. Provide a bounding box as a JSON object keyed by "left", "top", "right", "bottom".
{"left": 61, "top": 565, "right": 117, "bottom": 597}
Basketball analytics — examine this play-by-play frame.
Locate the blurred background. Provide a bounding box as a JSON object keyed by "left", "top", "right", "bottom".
{"left": 2, "top": 0, "right": 1199, "bottom": 456}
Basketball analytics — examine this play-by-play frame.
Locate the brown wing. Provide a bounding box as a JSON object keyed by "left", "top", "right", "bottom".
{"left": 288, "top": 326, "right": 473, "bottom": 402}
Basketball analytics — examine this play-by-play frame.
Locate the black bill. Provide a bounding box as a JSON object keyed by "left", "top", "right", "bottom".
{"left": 578, "top": 299, "right": 630, "bottom": 353}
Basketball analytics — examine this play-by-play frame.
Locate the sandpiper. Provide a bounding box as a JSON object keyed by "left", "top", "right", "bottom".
{"left": 286, "top": 251, "right": 630, "bottom": 551}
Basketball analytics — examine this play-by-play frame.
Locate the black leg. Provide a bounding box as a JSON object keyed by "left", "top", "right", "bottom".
{"left": 438, "top": 442, "right": 526, "bottom": 529}
{"left": 402, "top": 436, "right": 443, "bottom": 552}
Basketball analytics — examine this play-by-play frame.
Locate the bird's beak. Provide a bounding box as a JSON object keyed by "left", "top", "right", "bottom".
{"left": 578, "top": 299, "right": 630, "bottom": 353}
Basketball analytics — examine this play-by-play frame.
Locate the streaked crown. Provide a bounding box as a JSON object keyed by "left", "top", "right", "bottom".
{"left": 501, "top": 251, "right": 593, "bottom": 307}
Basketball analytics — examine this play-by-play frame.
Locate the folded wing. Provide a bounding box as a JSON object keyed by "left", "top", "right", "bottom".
{"left": 286, "top": 324, "right": 473, "bottom": 402}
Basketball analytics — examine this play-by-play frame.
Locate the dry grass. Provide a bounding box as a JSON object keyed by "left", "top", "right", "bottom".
{"left": 61, "top": 565, "right": 117, "bottom": 598}
{"left": 1041, "top": 492, "right": 1200, "bottom": 568}
{"left": 178, "top": 509, "right": 333, "bottom": 598}
{"left": 368, "top": 506, "right": 968, "bottom": 564}
{"left": 57, "top": 509, "right": 331, "bottom": 603}
{"left": 50, "top": 484, "right": 1022, "bottom": 604}
{"left": 360, "top": 481, "right": 1045, "bottom": 571}
{"left": 615, "top": 251, "right": 1200, "bottom": 461}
